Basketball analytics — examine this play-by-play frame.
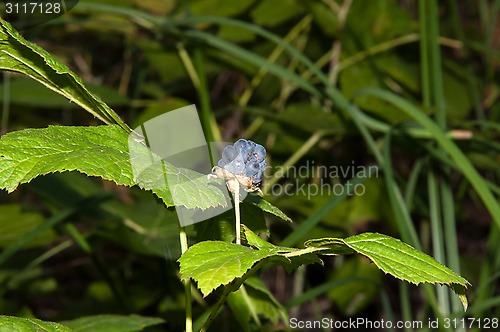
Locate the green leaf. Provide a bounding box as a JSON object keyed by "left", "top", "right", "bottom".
{"left": 60, "top": 314, "right": 164, "bottom": 332}
{"left": 218, "top": 25, "right": 255, "bottom": 42}
{"left": 194, "top": 202, "right": 268, "bottom": 242}
{"left": 178, "top": 226, "right": 322, "bottom": 296}
{"left": 0, "top": 78, "right": 129, "bottom": 108}
{"left": 245, "top": 193, "right": 292, "bottom": 222}
{"left": 305, "top": 232, "right": 470, "bottom": 310}
{"left": 0, "top": 125, "right": 227, "bottom": 210}
{"left": 0, "top": 205, "right": 57, "bottom": 248}
{"left": 186, "top": 0, "right": 256, "bottom": 17}
{"left": 0, "top": 316, "right": 70, "bottom": 332}
{"left": 0, "top": 18, "right": 128, "bottom": 131}
{"left": 279, "top": 103, "right": 345, "bottom": 134}
{"left": 100, "top": 199, "right": 183, "bottom": 259}
{"left": 179, "top": 242, "right": 275, "bottom": 297}
{"left": 0, "top": 125, "right": 288, "bottom": 220}
{"left": 250, "top": 0, "right": 303, "bottom": 27}
{"left": 227, "top": 278, "right": 287, "bottom": 329}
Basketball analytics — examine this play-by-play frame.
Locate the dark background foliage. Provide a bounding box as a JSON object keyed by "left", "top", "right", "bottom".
{"left": 1, "top": 0, "right": 499, "bottom": 331}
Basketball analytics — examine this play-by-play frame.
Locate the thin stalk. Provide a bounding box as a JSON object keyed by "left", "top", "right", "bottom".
{"left": 327, "top": 0, "right": 352, "bottom": 84}
{"left": 240, "top": 285, "right": 261, "bottom": 327}
{"left": 142, "top": 129, "right": 193, "bottom": 330}
{"left": 200, "top": 262, "right": 264, "bottom": 331}
{"left": 177, "top": 43, "right": 200, "bottom": 89}
{"left": 419, "top": 0, "right": 431, "bottom": 108}
{"left": 301, "top": 33, "right": 460, "bottom": 89}
{"left": 193, "top": 47, "right": 221, "bottom": 143}
{"left": 442, "top": 175, "right": 462, "bottom": 314}
{"left": 233, "top": 180, "right": 241, "bottom": 245}
{"left": 241, "top": 15, "right": 313, "bottom": 138}
{"left": 339, "top": 33, "right": 418, "bottom": 71}
{"left": 479, "top": 0, "right": 493, "bottom": 82}
{"left": 428, "top": 0, "right": 462, "bottom": 317}
{"left": 428, "top": 0, "right": 445, "bottom": 126}
{"left": 383, "top": 133, "right": 421, "bottom": 250}
{"left": 399, "top": 283, "right": 412, "bottom": 332}
{"left": 200, "top": 286, "right": 232, "bottom": 332}
{"left": 420, "top": 1, "right": 457, "bottom": 322}
{"left": 26, "top": 240, "right": 73, "bottom": 270}
{"left": 263, "top": 131, "right": 325, "bottom": 194}
{"left": 179, "top": 225, "right": 193, "bottom": 332}
{"left": 239, "top": 15, "right": 312, "bottom": 108}
{"left": 290, "top": 265, "right": 306, "bottom": 318}
{"left": 381, "top": 290, "right": 396, "bottom": 332}
{"left": 476, "top": 223, "right": 500, "bottom": 315}
{"left": 404, "top": 159, "right": 424, "bottom": 210}
{"left": 427, "top": 170, "right": 449, "bottom": 316}
{"left": 447, "top": 0, "right": 485, "bottom": 120}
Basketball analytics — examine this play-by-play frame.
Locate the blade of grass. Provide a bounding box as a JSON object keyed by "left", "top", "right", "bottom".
{"left": 383, "top": 133, "right": 421, "bottom": 249}
{"left": 381, "top": 289, "right": 396, "bottom": 332}
{"left": 240, "top": 15, "right": 313, "bottom": 108}
{"left": 441, "top": 173, "right": 462, "bottom": 314}
{"left": 180, "top": 30, "right": 320, "bottom": 97}
{"left": 290, "top": 265, "right": 306, "bottom": 318}
{"left": 427, "top": 0, "right": 445, "bottom": 127}
{"left": 448, "top": 0, "right": 485, "bottom": 120}
{"left": 0, "top": 208, "right": 74, "bottom": 266}
{"left": 242, "top": 15, "right": 313, "bottom": 138}
{"left": 426, "top": 0, "right": 459, "bottom": 316}
{"left": 179, "top": 224, "right": 193, "bottom": 332}
{"left": 399, "top": 283, "right": 412, "bottom": 332}
{"left": 419, "top": 0, "right": 431, "bottom": 108}
{"left": 427, "top": 169, "right": 450, "bottom": 316}
{"left": 357, "top": 88, "right": 500, "bottom": 229}
{"left": 193, "top": 47, "right": 221, "bottom": 143}
{"left": 263, "top": 131, "right": 325, "bottom": 194}
{"left": 177, "top": 43, "right": 200, "bottom": 90}
{"left": 405, "top": 158, "right": 424, "bottom": 210}
{"left": 25, "top": 239, "right": 73, "bottom": 270}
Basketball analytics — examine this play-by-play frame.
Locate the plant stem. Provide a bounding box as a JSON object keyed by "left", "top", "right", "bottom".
{"left": 193, "top": 47, "right": 221, "bottom": 143}
{"left": 263, "top": 131, "right": 325, "bottom": 194}
{"left": 233, "top": 180, "right": 241, "bottom": 245}
{"left": 200, "top": 262, "right": 264, "bottom": 331}
{"left": 200, "top": 286, "right": 232, "bottom": 332}
{"left": 179, "top": 226, "right": 193, "bottom": 332}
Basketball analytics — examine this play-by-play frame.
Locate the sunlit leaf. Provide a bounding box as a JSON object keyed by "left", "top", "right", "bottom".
{"left": 60, "top": 314, "right": 164, "bottom": 332}
{"left": 179, "top": 226, "right": 322, "bottom": 296}
{"left": 0, "top": 316, "right": 70, "bottom": 332}
{"left": 305, "top": 232, "right": 470, "bottom": 310}
{"left": 0, "top": 18, "right": 128, "bottom": 130}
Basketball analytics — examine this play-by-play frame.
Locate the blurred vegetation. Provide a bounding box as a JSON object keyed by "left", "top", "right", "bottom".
{"left": 1, "top": 0, "right": 499, "bottom": 331}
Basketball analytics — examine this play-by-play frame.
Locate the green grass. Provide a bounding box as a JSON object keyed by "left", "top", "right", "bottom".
{"left": 1, "top": 1, "right": 499, "bottom": 331}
